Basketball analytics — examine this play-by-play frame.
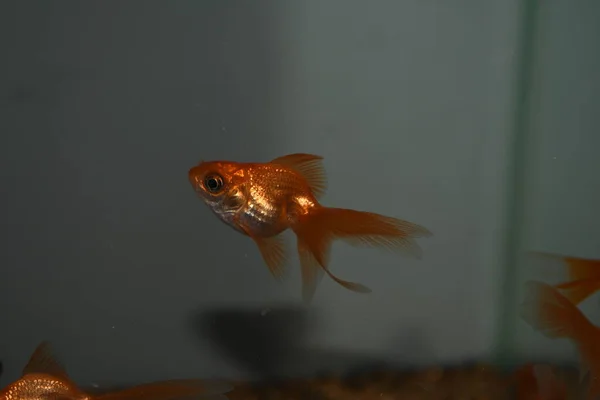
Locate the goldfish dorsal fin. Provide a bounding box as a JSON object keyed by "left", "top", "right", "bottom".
{"left": 270, "top": 153, "right": 328, "bottom": 199}
{"left": 22, "top": 341, "right": 70, "bottom": 381}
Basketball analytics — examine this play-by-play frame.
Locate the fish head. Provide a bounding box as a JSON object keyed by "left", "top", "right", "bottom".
{"left": 188, "top": 160, "right": 247, "bottom": 217}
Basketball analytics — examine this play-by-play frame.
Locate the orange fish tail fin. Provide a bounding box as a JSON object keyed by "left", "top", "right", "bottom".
{"left": 93, "top": 379, "right": 233, "bottom": 400}
{"left": 520, "top": 281, "right": 600, "bottom": 394}
{"left": 555, "top": 257, "right": 600, "bottom": 305}
{"left": 520, "top": 281, "right": 592, "bottom": 341}
{"left": 292, "top": 206, "right": 432, "bottom": 302}
{"left": 300, "top": 206, "right": 433, "bottom": 258}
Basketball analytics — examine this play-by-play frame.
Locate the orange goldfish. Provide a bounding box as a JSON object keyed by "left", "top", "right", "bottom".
{"left": 520, "top": 281, "right": 600, "bottom": 400}
{"left": 188, "top": 153, "right": 432, "bottom": 301}
{"left": 0, "top": 341, "right": 231, "bottom": 400}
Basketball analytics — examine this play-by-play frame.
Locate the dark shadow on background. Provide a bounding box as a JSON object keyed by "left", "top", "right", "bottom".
{"left": 190, "top": 305, "right": 397, "bottom": 380}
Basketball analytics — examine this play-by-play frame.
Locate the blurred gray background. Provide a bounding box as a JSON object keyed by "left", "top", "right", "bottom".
{"left": 512, "top": 0, "right": 600, "bottom": 366}
{"left": 1, "top": 0, "right": 596, "bottom": 390}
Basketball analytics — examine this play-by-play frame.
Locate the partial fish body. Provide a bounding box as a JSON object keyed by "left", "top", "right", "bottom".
{"left": 0, "top": 341, "right": 231, "bottom": 400}
{"left": 188, "top": 153, "right": 433, "bottom": 302}
{"left": 520, "top": 281, "right": 600, "bottom": 400}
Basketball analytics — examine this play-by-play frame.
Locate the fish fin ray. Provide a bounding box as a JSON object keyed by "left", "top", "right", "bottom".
{"left": 296, "top": 207, "right": 432, "bottom": 260}
{"left": 519, "top": 281, "right": 589, "bottom": 339}
{"left": 94, "top": 379, "right": 233, "bottom": 400}
{"left": 22, "top": 341, "right": 70, "bottom": 381}
{"left": 270, "top": 153, "right": 328, "bottom": 199}
{"left": 519, "top": 280, "right": 599, "bottom": 389}
{"left": 253, "top": 234, "right": 287, "bottom": 281}
{"left": 296, "top": 241, "right": 325, "bottom": 304}
{"left": 294, "top": 207, "right": 377, "bottom": 298}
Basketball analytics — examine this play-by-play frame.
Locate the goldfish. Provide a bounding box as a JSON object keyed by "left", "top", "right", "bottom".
{"left": 519, "top": 280, "right": 600, "bottom": 400}
{"left": 188, "top": 153, "right": 433, "bottom": 302}
{"left": 0, "top": 341, "right": 232, "bottom": 400}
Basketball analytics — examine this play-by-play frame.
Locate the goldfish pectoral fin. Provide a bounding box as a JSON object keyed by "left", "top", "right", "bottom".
{"left": 22, "top": 341, "right": 70, "bottom": 381}
{"left": 297, "top": 244, "right": 324, "bottom": 304}
{"left": 270, "top": 153, "right": 328, "bottom": 199}
{"left": 555, "top": 278, "right": 600, "bottom": 306}
{"left": 253, "top": 235, "right": 287, "bottom": 281}
{"left": 94, "top": 379, "right": 233, "bottom": 400}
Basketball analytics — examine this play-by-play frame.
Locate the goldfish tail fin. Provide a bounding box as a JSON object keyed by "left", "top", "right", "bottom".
{"left": 297, "top": 207, "right": 432, "bottom": 260}
{"left": 93, "top": 379, "right": 233, "bottom": 400}
{"left": 520, "top": 281, "right": 591, "bottom": 340}
{"left": 555, "top": 257, "right": 600, "bottom": 305}
{"left": 292, "top": 206, "right": 432, "bottom": 301}
{"left": 520, "top": 280, "right": 600, "bottom": 388}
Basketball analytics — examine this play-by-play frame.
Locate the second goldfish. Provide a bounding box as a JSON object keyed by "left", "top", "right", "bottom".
{"left": 0, "top": 341, "right": 231, "bottom": 400}
{"left": 188, "top": 153, "right": 432, "bottom": 301}
{"left": 520, "top": 280, "right": 600, "bottom": 399}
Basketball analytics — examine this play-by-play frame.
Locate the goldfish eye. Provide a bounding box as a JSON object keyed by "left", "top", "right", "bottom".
{"left": 204, "top": 174, "right": 224, "bottom": 193}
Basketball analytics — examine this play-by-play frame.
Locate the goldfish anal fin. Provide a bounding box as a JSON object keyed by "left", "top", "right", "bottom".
{"left": 555, "top": 278, "right": 600, "bottom": 306}
{"left": 22, "top": 341, "right": 70, "bottom": 381}
{"left": 270, "top": 153, "right": 328, "bottom": 199}
{"left": 94, "top": 379, "right": 233, "bottom": 400}
{"left": 296, "top": 241, "right": 325, "bottom": 304}
{"left": 253, "top": 234, "right": 288, "bottom": 281}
